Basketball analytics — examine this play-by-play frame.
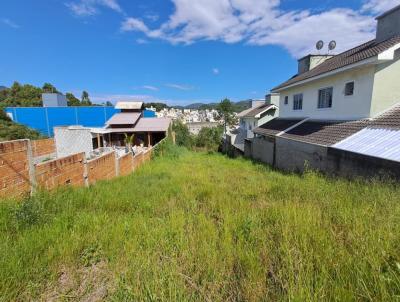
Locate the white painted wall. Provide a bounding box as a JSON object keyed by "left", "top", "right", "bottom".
{"left": 370, "top": 51, "right": 400, "bottom": 116}
{"left": 278, "top": 65, "right": 375, "bottom": 120}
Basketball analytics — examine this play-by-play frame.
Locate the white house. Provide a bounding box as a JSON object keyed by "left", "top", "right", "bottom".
{"left": 271, "top": 5, "right": 400, "bottom": 121}
{"left": 227, "top": 95, "right": 279, "bottom": 152}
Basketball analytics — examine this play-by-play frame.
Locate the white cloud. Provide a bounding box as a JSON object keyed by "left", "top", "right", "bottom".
{"left": 66, "top": 0, "right": 122, "bottom": 16}
{"left": 212, "top": 68, "right": 219, "bottom": 75}
{"left": 136, "top": 38, "right": 149, "bottom": 44}
{"left": 165, "top": 83, "right": 194, "bottom": 91}
{"left": 120, "top": 0, "right": 400, "bottom": 57}
{"left": 1, "top": 18, "right": 20, "bottom": 29}
{"left": 362, "top": 0, "right": 400, "bottom": 14}
{"left": 142, "top": 85, "right": 159, "bottom": 91}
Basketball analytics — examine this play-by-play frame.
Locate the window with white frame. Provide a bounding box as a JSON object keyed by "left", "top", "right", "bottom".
{"left": 293, "top": 94, "right": 303, "bottom": 110}
{"left": 318, "top": 87, "right": 333, "bottom": 108}
{"left": 345, "top": 82, "right": 354, "bottom": 96}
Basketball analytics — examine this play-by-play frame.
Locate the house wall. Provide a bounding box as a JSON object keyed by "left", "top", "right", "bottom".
{"left": 278, "top": 66, "right": 375, "bottom": 120}
{"left": 370, "top": 50, "right": 400, "bottom": 116}
{"left": 0, "top": 140, "right": 32, "bottom": 198}
{"left": 87, "top": 152, "right": 116, "bottom": 185}
{"left": 35, "top": 153, "right": 85, "bottom": 190}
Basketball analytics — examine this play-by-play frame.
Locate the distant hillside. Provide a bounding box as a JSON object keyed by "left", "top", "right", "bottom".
{"left": 0, "top": 86, "right": 7, "bottom": 91}
{"left": 171, "top": 100, "right": 253, "bottom": 113}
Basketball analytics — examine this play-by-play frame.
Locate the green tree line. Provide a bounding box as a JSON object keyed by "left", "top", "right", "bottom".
{"left": 0, "top": 82, "right": 95, "bottom": 107}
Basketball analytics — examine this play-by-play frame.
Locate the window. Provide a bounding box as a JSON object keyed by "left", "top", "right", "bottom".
{"left": 318, "top": 87, "right": 333, "bottom": 108}
{"left": 284, "top": 96, "right": 289, "bottom": 105}
{"left": 293, "top": 94, "right": 303, "bottom": 110}
{"left": 345, "top": 82, "right": 354, "bottom": 96}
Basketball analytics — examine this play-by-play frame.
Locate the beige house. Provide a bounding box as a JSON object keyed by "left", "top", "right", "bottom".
{"left": 246, "top": 5, "right": 400, "bottom": 178}
{"left": 271, "top": 6, "right": 400, "bottom": 121}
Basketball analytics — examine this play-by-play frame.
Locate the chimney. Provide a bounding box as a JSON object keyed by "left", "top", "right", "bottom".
{"left": 376, "top": 5, "right": 400, "bottom": 43}
{"left": 298, "top": 54, "right": 334, "bottom": 75}
{"left": 265, "top": 93, "right": 279, "bottom": 106}
{"left": 251, "top": 99, "right": 265, "bottom": 108}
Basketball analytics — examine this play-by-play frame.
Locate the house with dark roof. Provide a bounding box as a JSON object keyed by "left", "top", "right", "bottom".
{"left": 226, "top": 94, "right": 278, "bottom": 153}
{"left": 245, "top": 5, "right": 400, "bottom": 178}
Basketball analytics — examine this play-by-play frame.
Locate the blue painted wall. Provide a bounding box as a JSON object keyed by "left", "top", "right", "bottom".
{"left": 5, "top": 107, "right": 156, "bottom": 136}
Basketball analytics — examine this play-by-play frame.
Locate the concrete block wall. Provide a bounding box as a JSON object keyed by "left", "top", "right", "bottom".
{"left": 118, "top": 152, "right": 134, "bottom": 176}
{"left": 32, "top": 138, "right": 55, "bottom": 157}
{"left": 275, "top": 137, "right": 327, "bottom": 173}
{"left": 0, "top": 140, "right": 32, "bottom": 198}
{"left": 87, "top": 152, "right": 116, "bottom": 185}
{"left": 35, "top": 153, "right": 86, "bottom": 190}
{"left": 251, "top": 136, "right": 275, "bottom": 165}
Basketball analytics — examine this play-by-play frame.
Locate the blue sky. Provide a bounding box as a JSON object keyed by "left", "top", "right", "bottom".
{"left": 1, "top": 0, "right": 399, "bottom": 105}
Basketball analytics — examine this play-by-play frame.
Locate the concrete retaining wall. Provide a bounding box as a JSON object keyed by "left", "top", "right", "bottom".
{"left": 275, "top": 137, "right": 327, "bottom": 173}
{"left": 251, "top": 136, "right": 275, "bottom": 165}
{"left": 327, "top": 148, "right": 400, "bottom": 179}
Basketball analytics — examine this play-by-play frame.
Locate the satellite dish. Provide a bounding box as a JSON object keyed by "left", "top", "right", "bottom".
{"left": 328, "top": 40, "right": 337, "bottom": 51}
{"left": 316, "top": 40, "right": 324, "bottom": 51}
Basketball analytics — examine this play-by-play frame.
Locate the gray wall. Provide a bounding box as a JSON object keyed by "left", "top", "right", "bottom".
{"left": 327, "top": 148, "right": 400, "bottom": 179}
{"left": 251, "top": 136, "right": 275, "bottom": 165}
{"left": 376, "top": 6, "right": 400, "bottom": 42}
{"left": 247, "top": 133, "right": 400, "bottom": 179}
{"left": 275, "top": 137, "right": 327, "bottom": 172}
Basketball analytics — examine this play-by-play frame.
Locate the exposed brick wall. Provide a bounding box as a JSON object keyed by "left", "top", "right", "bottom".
{"left": 143, "top": 149, "right": 152, "bottom": 162}
{"left": 32, "top": 138, "right": 55, "bottom": 157}
{"left": 133, "top": 152, "right": 144, "bottom": 170}
{"left": 35, "top": 153, "right": 85, "bottom": 190}
{"left": 0, "top": 140, "right": 31, "bottom": 199}
{"left": 118, "top": 152, "right": 134, "bottom": 176}
{"left": 87, "top": 152, "right": 116, "bottom": 185}
{"left": 0, "top": 138, "right": 161, "bottom": 199}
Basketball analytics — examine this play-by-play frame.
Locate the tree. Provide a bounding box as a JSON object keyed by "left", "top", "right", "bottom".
{"left": 105, "top": 101, "right": 113, "bottom": 107}
{"left": 66, "top": 92, "right": 81, "bottom": 106}
{"left": 81, "top": 91, "right": 92, "bottom": 106}
{"left": 42, "top": 83, "right": 58, "bottom": 93}
{"left": 172, "top": 120, "right": 193, "bottom": 148}
{"left": 195, "top": 126, "right": 223, "bottom": 151}
{"left": 217, "top": 98, "right": 237, "bottom": 136}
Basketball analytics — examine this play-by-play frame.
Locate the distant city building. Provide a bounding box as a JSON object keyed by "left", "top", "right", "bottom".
{"left": 187, "top": 122, "right": 220, "bottom": 135}
{"left": 42, "top": 93, "right": 68, "bottom": 107}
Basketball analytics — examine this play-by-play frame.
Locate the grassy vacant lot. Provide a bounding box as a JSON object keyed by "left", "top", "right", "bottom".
{"left": 1, "top": 146, "right": 400, "bottom": 301}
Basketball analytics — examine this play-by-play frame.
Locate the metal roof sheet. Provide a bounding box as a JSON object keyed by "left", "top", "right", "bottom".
{"left": 106, "top": 113, "right": 141, "bottom": 125}
{"left": 115, "top": 102, "right": 144, "bottom": 110}
{"left": 333, "top": 127, "right": 400, "bottom": 162}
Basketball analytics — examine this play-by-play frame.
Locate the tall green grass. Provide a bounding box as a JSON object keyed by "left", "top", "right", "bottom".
{"left": 0, "top": 146, "right": 399, "bottom": 301}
